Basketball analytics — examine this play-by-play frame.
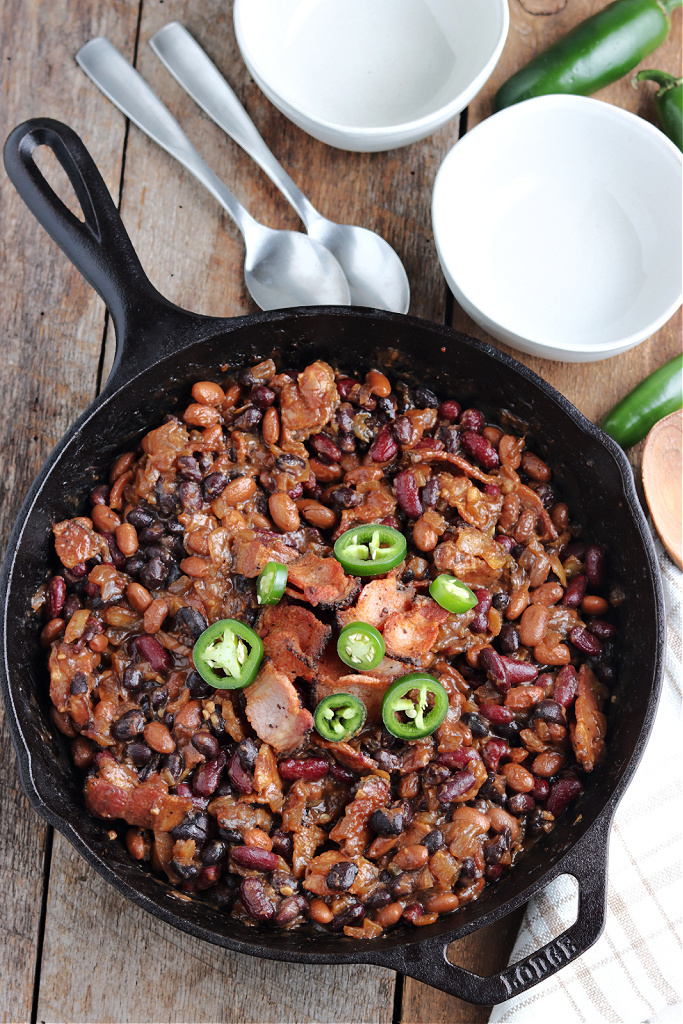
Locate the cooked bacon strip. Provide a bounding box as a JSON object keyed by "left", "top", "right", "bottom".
{"left": 382, "top": 597, "right": 449, "bottom": 665}
{"left": 245, "top": 660, "right": 314, "bottom": 754}
{"left": 312, "top": 736, "right": 379, "bottom": 774}
{"left": 433, "top": 527, "right": 509, "bottom": 586}
{"left": 84, "top": 772, "right": 192, "bottom": 831}
{"left": 279, "top": 360, "right": 340, "bottom": 442}
{"left": 437, "top": 473, "right": 503, "bottom": 534}
{"left": 48, "top": 643, "right": 98, "bottom": 714}
{"left": 419, "top": 449, "right": 495, "bottom": 485}
{"left": 53, "top": 517, "right": 109, "bottom": 569}
{"left": 258, "top": 603, "right": 331, "bottom": 682}
{"left": 314, "top": 672, "right": 389, "bottom": 726}
{"left": 248, "top": 742, "right": 284, "bottom": 813}
{"left": 231, "top": 529, "right": 299, "bottom": 578}
{"left": 207, "top": 794, "right": 273, "bottom": 834}
{"left": 328, "top": 773, "right": 391, "bottom": 857}
{"left": 285, "top": 552, "right": 360, "bottom": 609}
{"left": 337, "top": 574, "right": 415, "bottom": 631}
{"left": 570, "top": 665, "right": 607, "bottom": 772}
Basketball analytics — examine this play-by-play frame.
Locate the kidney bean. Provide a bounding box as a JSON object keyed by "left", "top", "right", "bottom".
{"left": 232, "top": 846, "right": 280, "bottom": 872}
{"left": 309, "top": 432, "right": 341, "bottom": 464}
{"left": 518, "top": 605, "right": 550, "bottom": 647}
{"left": 482, "top": 738, "right": 510, "bottom": 772}
{"left": 239, "top": 877, "right": 276, "bottom": 920}
{"left": 459, "top": 408, "right": 484, "bottom": 432}
{"left": 479, "top": 703, "right": 513, "bottom": 725}
{"left": 437, "top": 771, "right": 476, "bottom": 803}
{"left": 112, "top": 709, "right": 145, "bottom": 742}
{"left": 437, "top": 748, "right": 480, "bottom": 769}
{"left": 479, "top": 646, "right": 507, "bottom": 688}
{"left": 336, "top": 376, "right": 359, "bottom": 399}
{"left": 45, "top": 576, "right": 66, "bottom": 620}
{"left": 329, "top": 762, "right": 356, "bottom": 784}
{"left": 326, "top": 861, "right": 359, "bottom": 891}
{"left": 584, "top": 544, "right": 605, "bottom": 587}
{"left": 508, "top": 792, "right": 536, "bottom": 814}
{"left": 437, "top": 399, "right": 460, "bottom": 422}
{"left": 551, "top": 665, "right": 578, "bottom": 707}
{"left": 587, "top": 618, "right": 617, "bottom": 640}
{"left": 278, "top": 758, "right": 329, "bottom": 781}
{"left": 460, "top": 431, "right": 500, "bottom": 469}
{"left": 562, "top": 573, "right": 587, "bottom": 608}
{"left": 62, "top": 594, "right": 82, "bottom": 621}
{"left": 90, "top": 483, "right": 111, "bottom": 506}
{"left": 394, "top": 469, "right": 423, "bottom": 518}
{"left": 570, "top": 625, "right": 603, "bottom": 656}
{"left": 470, "top": 588, "right": 492, "bottom": 633}
{"left": 545, "top": 776, "right": 583, "bottom": 817}
{"left": 135, "top": 635, "right": 172, "bottom": 673}
{"left": 368, "top": 425, "right": 398, "bottom": 463}
{"left": 500, "top": 656, "right": 538, "bottom": 684}
{"left": 190, "top": 750, "right": 226, "bottom": 797}
{"left": 192, "top": 731, "right": 220, "bottom": 760}
{"left": 271, "top": 894, "right": 306, "bottom": 927}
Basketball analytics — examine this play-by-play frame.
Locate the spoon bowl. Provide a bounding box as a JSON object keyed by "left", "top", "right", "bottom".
{"left": 76, "top": 38, "right": 350, "bottom": 310}
{"left": 642, "top": 409, "right": 683, "bottom": 569}
{"left": 150, "top": 22, "right": 409, "bottom": 312}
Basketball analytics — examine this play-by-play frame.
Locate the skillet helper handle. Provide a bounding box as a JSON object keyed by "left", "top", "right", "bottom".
{"left": 372, "top": 818, "right": 610, "bottom": 1005}
{"left": 3, "top": 117, "right": 172, "bottom": 345}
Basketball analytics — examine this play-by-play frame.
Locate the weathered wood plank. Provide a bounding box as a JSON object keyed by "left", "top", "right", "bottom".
{"left": 39, "top": 2, "right": 460, "bottom": 1021}
{"left": 0, "top": 2, "right": 138, "bottom": 1021}
{"left": 404, "top": 3, "right": 682, "bottom": 1020}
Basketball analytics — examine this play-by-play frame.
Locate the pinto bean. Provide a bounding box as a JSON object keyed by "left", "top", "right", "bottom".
{"left": 425, "top": 892, "right": 459, "bottom": 915}
{"left": 222, "top": 476, "right": 257, "bottom": 507}
{"left": 297, "top": 499, "right": 337, "bottom": 529}
{"left": 366, "top": 369, "right": 392, "bottom": 397}
{"left": 116, "top": 523, "right": 138, "bottom": 557}
{"left": 375, "top": 902, "right": 404, "bottom": 928}
{"left": 109, "top": 471, "right": 133, "bottom": 510}
{"left": 499, "top": 434, "right": 523, "bottom": 469}
{"left": 144, "top": 721, "right": 176, "bottom": 754}
{"left": 309, "top": 458, "right": 343, "bottom": 483}
{"left": 180, "top": 556, "right": 211, "bottom": 578}
{"left": 392, "top": 845, "right": 429, "bottom": 871}
{"left": 505, "top": 685, "right": 545, "bottom": 709}
{"left": 143, "top": 598, "right": 169, "bottom": 634}
{"left": 110, "top": 451, "right": 135, "bottom": 482}
{"left": 308, "top": 898, "right": 334, "bottom": 924}
{"left": 262, "top": 406, "right": 280, "bottom": 445}
{"left": 269, "top": 493, "right": 300, "bottom": 532}
{"left": 530, "top": 582, "right": 563, "bottom": 606}
{"left": 534, "top": 634, "right": 571, "bottom": 666}
{"left": 581, "top": 595, "right": 609, "bottom": 615}
{"left": 532, "top": 752, "right": 566, "bottom": 777}
{"left": 192, "top": 381, "right": 225, "bottom": 406}
{"left": 91, "top": 505, "right": 121, "bottom": 533}
{"left": 502, "top": 763, "right": 534, "bottom": 793}
{"left": 184, "top": 403, "right": 220, "bottom": 428}
{"left": 506, "top": 589, "right": 529, "bottom": 621}
{"left": 127, "top": 581, "right": 152, "bottom": 613}
{"left": 521, "top": 452, "right": 551, "bottom": 482}
{"left": 518, "top": 605, "right": 550, "bottom": 647}
{"left": 413, "top": 516, "right": 438, "bottom": 552}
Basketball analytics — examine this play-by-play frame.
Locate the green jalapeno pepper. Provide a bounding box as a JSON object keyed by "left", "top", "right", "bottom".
{"left": 257, "top": 561, "right": 288, "bottom": 605}
{"left": 381, "top": 672, "right": 449, "bottom": 740}
{"left": 429, "top": 574, "right": 478, "bottom": 614}
{"left": 635, "top": 69, "right": 683, "bottom": 150}
{"left": 314, "top": 693, "right": 367, "bottom": 741}
{"left": 193, "top": 618, "right": 264, "bottom": 689}
{"left": 494, "top": 0, "right": 682, "bottom": 112}
{"left": 334, "top": 524, "right": 407, "bottom": 576}
{"left": 337, "top": 621, "right": 386, "bottom": 670}
{"left": 601, "top": 353, "right": 683, "bottom": 448}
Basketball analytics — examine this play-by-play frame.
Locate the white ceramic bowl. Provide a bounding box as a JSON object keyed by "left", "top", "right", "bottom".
{"left": 233, "top": 0, "right": 508, "bottom": 152}
{"left": 432, "top": 95, "right": 683, "bottom": 362}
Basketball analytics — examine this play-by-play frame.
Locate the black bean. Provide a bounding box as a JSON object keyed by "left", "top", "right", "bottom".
{"left": 274, "top": 895, "right": 307, "bottom": 926}
{"left": 508, "top": 793, "right": 536, "bottom": 814}
{"left": 150, "top": 687, "right": 168, "bottom": 711}
{"left": 461, "top": 711, "right": 489, "bottom": 738}
{"left": 176, "top": 606, "right": 209, "bottom": 640}
{"left": 171, "top": 811, "right": 211, "bottom": 843}
{"left": 329, "top": 486, "right": 363, "bottom": 508}
{"left": 179, "top": 481, "right": 203, "bottom": 512}
{"left": 122, "top": 665, "right": 143, "bottom": 691}
{"left": 369, "top": 807, "right": 405, "bottom": 837}
{"left": 139, "top": 558, "right": 168, "bottom": 590}
{"left": 374, "top": 749, "right": 401, "bottom": 774}
{"left": 187, "top": 670, "right": 213, "bottom": 698}
{"left": 233, "top": 407, "right": 262, "bottom": 431}
{"left": 326, "top": 861, "right": 358, "bottom": 891}
{"left": 271, "top": 830, "right": 294, "bottom": 860}
{"left": 422, "top": 763, "right": 451, "bottom": 787}
{"left": 532, "top": 700, "right": 565, "bottom": 725}
{"left": 145, "top": 545, "right": 173, "bottom": 566}
{"left": 236, "top": 737, "right": 259, "bottom": 772}
{"left": 124, "top": 555, "right": 146, "bottom": 577}
{"left": 63, "top": 594, "right": 82, "bottom": 620}
{"left": 127, "top": 741, "right": 153, "bottom": 766}
{"left": 494, "top": 720, "right": 521, "bottom": 743}
{"left": 498, "top": 622, "right": 520, "bottom": 654}
{"left": 422, "top": 830, "right": 444, "bottom": 854}
{"left": 218, "top": 827, "right": 243, "bottom": 845}
{"left": 202, "top": 839, "right": 228, "bottom": 865}
{"left": 161, "top": 751, "right": 184, "bottom": 782}
{"left": 192, "top": 731, "right": 220, "bottom": 760}
{"left": 138, "top": 522, "right": 165, "bottom": 544}
{"left": 164, "top": 563, "right": 182, "bottom": 587}
{"left": 459, "top": 857, "right": 478, "bottom": 879}
{"left": 421, "top": 477, "right": 440, "bottom": 507}
{"left": 366, "top": 887, "right": 392, "bottom": 909}
{"left": 484, "top": 833, "right": 509, "bottom": 864}
{"left": 202, "top": 473, "right": 228, "bottom": 501}
{"left": 111, "top": 709, "right": 145, "bottom": 741}
{"left": 126, "top": 507, "right": 155, "bottom": 530}
{"left": 172, "top": 860, "right": 200, "bottom": 880}
{"left": 70, "top": 673, "right": 88, "bottom": 695}
{"left": 328, "top": 902, "right": 364, "bottom": 933}
{"left": 166, "top": 515, "right": 185, "bottom": 535}
{"left": 377, "top": 395, "right": 398, "bottom": 421}
{"left": 276, "top": 452, "right": 306, "bottom": 471}
{"left": 176, "top": 456, "right": 202, "bottom": 482}
{"left": 492, "top": 592, "right": 510, "bottom": 612}
{"left": 414, "top": 387, "right": 439, "bottom": 408}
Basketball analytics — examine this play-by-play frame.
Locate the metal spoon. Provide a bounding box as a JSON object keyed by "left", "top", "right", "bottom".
{"left": 149, "top": 22, "right": 410, "bottom": 313}
{"left": 76, "top": 38, "right": 350, "bottom": 310}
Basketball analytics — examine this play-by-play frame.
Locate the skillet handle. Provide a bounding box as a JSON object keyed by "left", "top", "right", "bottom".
{"left": 369, "top": 817, "right": 610, "bottom": 1006}
{"left": 3, "top": 117, "right": 190, "bottom": 382}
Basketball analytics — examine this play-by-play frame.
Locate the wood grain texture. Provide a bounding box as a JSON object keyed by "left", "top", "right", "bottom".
{"left": 0, "top": 1, "right": 138, "bottom": 1020}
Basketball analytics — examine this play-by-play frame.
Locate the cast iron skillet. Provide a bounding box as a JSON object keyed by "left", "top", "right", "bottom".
{"left": 1, "top": 118, "right": 665, "bottom": 1005}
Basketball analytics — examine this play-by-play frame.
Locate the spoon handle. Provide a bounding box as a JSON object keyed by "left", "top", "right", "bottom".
{"left": 76, "top": 38, "right": 257, "bottom": 240}
{"left": 150, "top": 22, "right": 320, "bottom": 229}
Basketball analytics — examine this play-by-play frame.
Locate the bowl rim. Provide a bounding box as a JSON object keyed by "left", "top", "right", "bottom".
{"left": 233, "top": 0, "right": 509, "bottom": 141}
{"left": 432, "top": 94, "right": 683, "bottom": 359}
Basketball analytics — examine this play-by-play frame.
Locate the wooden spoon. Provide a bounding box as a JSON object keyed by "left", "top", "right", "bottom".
{"left": 642, "top": 409, "right": 683, "bottom": 570}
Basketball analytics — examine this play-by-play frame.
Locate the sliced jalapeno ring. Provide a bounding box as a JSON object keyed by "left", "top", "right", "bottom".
{"left": 314, "top": 693, "right": 367, "bottom": 741}
{"left": 257, "top": 561, "right": 288, "bottom": 605}
{"left": 193, "top": 618, "right": 263, "bottom": 690}
{"left": 334, "top": 524, "right": 407, "bottom": 576}
{"left": 381, "top": 672, "right": 449, "bottom": 740}
{"left": 337, "top": 621, "right": 385, "bottom": 670}
{"left": 429, "top": 574, "right": 478, "bottom": 614}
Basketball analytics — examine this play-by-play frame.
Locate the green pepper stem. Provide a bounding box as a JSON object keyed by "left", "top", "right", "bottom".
{"left": 657, "top": 0, "right": 682, "bottom": 15}
{"left": 635, "top": 68, "right": 683, "bottom": 92}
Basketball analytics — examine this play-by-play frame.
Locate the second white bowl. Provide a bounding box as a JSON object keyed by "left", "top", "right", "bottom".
{"left": 233, "top": 0, "right": 509, "bottom": 152}
{"left": 432, "top": 95, "right": 683, "bottom": 362}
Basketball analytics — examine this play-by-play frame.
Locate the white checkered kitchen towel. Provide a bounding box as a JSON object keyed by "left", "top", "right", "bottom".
{"left": 489, "top": 538, "right": 682, "bottom": 1024}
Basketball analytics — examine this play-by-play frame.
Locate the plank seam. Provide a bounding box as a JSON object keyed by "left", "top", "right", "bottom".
{"left": 29, "top": 825, "right": 53, "bottom": 1024}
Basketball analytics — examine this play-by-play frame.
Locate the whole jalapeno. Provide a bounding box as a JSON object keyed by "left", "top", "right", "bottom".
{"left": 600, "top": 353, "right": 683, "bottom": 448}
{"left": 494, "top": 0, "right": 682, "bottom": 111}
{"left": 635, "top": 69, "right": 683, "bottom": 150}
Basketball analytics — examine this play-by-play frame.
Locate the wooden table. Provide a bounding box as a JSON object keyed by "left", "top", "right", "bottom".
{"left": 1, "top": 2, "right": 680, "bottom": 1021}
